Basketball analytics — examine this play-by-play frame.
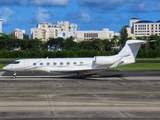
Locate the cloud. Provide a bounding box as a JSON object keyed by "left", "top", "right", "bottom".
{"left": 31, "top": 7, "right": 52, "bottom": 23}
{"left": 16, "top": 16, "right": 26, "bottom": 24}
{"left": 127, "top": 1, "right": 160, "bottom": 13}
{"left": 78, "top": 0, "right": 136, "bottom": 12}
{"left": 78, "top": 0, "right": 160, "bottom": 13}
{"left": 152, "top": 3, "right": 160, "bottom": 12}
{"left": 30, "top": 0, "right": 70, "bottom": 6}
{"left": 79, "top": 10, "right": 92, "bottom": 22}
{"left": 65, "top": 10, "right": 92, "bottom": 23}
{"left": 0, "top": 0, "right": 70, "bottom": 7}
{"left": 0, "top": 7, "right": 14, "bottom": 24}
{"left": 0, "top": 0, "right": 27, "bottom": 6}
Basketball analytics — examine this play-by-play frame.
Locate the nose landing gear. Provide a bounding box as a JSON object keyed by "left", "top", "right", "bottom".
{"left": 12, "top": 72, "right": 17, "bottom": 79}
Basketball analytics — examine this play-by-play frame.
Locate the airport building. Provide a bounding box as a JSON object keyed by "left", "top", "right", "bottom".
{"left": 0, "top": 19, "right": 2, "bottom": 33}
{"left": 31, "top": 21, "right": 78, "bottom": 42}
{"left": 76, "top": 28, "right": 117, "bottom": 41}
{"left": 11, "top": 29, "right": 25, "bottom": 39}
{"left": 127, "top": 18, "right": 160, "bottom": 38}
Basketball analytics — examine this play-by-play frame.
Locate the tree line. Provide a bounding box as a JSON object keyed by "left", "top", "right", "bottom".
{"left": 0, "top": 27, "right": 160, "bottom": 58}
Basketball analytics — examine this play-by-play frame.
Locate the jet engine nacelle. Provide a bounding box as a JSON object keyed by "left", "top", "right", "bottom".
{"left": 94, "top": 56, "right": 119, "bottom": 65}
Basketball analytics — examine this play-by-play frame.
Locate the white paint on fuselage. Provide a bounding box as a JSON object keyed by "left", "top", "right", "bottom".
{"left": 3, "top": 57, "right": 112, "bottom": 73}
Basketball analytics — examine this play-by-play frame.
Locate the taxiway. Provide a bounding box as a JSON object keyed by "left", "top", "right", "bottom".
{"left": 0, "top": 70, "right": 160, "bottom": 120}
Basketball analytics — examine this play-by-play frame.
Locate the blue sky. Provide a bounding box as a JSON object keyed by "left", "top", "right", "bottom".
{"left": 0, "top": 0, "right": 160, "bottom": 35}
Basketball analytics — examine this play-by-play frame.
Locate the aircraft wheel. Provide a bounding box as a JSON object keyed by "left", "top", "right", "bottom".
{"left": 80, "top": 75, "right": 85, "bottom": 79}
{"left": 77, "top": 72, "right": 85, "bottom": 79}
{"left": 12, "top": 76, "right": 16, "bottom": 79}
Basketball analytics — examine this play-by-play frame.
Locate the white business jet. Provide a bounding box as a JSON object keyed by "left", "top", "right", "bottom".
{"left": 3, "top": 40, "right": 147, "bottom": 78}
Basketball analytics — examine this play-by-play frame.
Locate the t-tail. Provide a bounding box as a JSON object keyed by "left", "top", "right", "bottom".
{"left": 117, "top": 40, "right": 147, "bottom": 66}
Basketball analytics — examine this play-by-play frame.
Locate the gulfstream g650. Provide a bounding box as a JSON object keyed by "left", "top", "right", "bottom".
{"left": 3, "top": 40, "right": 147, "bottom": 78}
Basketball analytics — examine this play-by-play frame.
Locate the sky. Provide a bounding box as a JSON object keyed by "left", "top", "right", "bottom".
{"left": 0, "top": 0, "right": 160, "bottom": 35}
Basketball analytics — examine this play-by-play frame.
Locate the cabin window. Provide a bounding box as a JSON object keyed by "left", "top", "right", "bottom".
{"left": 40, "top": 63, "right": 43, "bottom": 65}
{"left": 33, "top": 63, "right": 36, "bottom": 65}
{"left": 53, "top": 62, "right": 57, "bottom": 65}
{"left": 46, "top": 62, "right": 50, "bottom": 65}
{"left": 60, "top": 62, "right": 63, "bottom": 65}
{"left": 73, "top": 62, "right": 77, "bottom": 65}
{"left": 66, "top": 62, "right": 70, "bottom": 65}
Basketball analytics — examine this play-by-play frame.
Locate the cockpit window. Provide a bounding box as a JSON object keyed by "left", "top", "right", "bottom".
{"left": 11, "top": 61, "right": 20, "bottom": 64}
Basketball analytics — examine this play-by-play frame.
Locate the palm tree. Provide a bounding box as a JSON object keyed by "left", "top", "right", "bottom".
{"left": 119, "top": 26, "right": 128, "bottom": 48}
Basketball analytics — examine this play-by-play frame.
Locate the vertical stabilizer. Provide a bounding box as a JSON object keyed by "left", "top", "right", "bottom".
{"left": 118, "top": 40, "right": 147, "bottom": 63}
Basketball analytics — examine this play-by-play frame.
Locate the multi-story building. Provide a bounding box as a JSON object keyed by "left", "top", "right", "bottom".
{"left": 76, "top": 28, "right": 117, "bottom": 41}
{"left": 31, "top": 21, "right": 78, "bottom": 41}
{"left": 128, "top": 18, "right": 160, "bottom": 38}
{"left": 0, "top": 19, "right": 2, "bottom": 33}
{"left": 11, "top": 29, "right": 25, "bottom": 39}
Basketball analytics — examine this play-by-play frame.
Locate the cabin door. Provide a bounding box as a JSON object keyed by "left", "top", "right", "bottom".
{"left": 24, "top": 60, "right": 29, "bottom": 68}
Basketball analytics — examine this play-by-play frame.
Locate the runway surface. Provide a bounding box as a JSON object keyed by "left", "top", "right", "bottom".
{"left": 0, "top": 70, "right": 160, "bottom": 120}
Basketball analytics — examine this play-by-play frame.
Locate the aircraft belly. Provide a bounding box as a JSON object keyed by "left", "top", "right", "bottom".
{"left": 34, "top": 66, "right": 92, "bottom": 73}
{"left": 50, "top": 67, "right": 92, "bottom": 72}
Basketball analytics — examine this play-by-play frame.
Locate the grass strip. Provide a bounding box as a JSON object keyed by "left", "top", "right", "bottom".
{"left": 112, "top": 63, "right": 160, "bottom": 70}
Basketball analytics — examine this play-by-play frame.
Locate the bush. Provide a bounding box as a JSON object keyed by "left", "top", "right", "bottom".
{"left": 0, "top": 48, "right": 160, "bottom": 58}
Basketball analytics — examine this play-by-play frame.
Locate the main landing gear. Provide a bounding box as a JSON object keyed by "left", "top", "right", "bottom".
{"left": 77, "top": 72, "right": 86, "bottom": 79}
{"left": 80, "top": 75, "right": 85, "bottom": 79}
{"left": 77, "top": 72, "right": 98, "bottom": 79}
{"left": 12, "top": 72, "right": 17, "bottom": 79}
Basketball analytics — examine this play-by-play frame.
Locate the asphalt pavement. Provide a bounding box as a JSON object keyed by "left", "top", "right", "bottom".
{"left": 0, "top": 70, "right": 160, "bottom": 120}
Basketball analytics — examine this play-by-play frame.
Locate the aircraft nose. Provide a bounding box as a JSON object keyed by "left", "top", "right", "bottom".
{"left": 2, "top": 66, "right": 6, "bottom": 70}
{"left": 2, "top": 66, "right": 9, "bottom": 71}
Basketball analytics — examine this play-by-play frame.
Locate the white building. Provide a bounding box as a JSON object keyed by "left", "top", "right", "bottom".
{"left": 76, "top": 28, "right": 116, "bottom": 41}
{"left": 0, "top": 19, "right": 2, "bottom": 33}
{"left": 128, "top": 18, "right": 160, "bottom": 38}
{"left": 11, "top": 29, "right": 25, "bottom": 39}
{"left": 31, "top": 21, "right": 78, "bottom": 41}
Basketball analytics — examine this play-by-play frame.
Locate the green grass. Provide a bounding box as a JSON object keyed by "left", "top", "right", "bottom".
{"left": 112, "top": 63, "right": 160, "bottom": 70}
{"left": 136, "top": 58, "right": 160, "bottom": 60}
{"left": 0, "top": 58, "right": 18, "bottom": 60}
{"left": 0, "top": 64, "right": 8, "bottom": 70}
